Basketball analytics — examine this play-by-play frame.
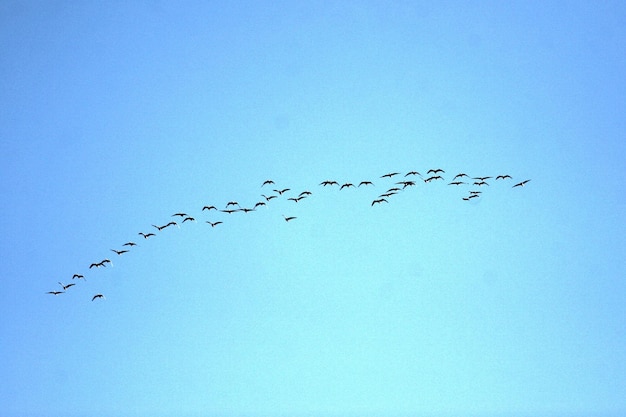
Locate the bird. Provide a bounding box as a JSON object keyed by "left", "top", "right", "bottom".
{"left": 424, "top": 176, "right": 443, "bottom": 182}
{"left": 453, "top": 173, "right": 469, "bottom": 180}
{"left": 462, "top": 194, "right": 480, "bottom": 201}
{"left": 172, "top": 212, "right": 187, "bottom": 218}
{"left": 182, "top": 216, "right": 196, "bottom": 223}
{"left": 283, "top": 215, "right": 297, "bottom": 222}
{"left": 427, "top": 169, "right": 445, "bottom": 174}
{"left": 101, "top": 259, "right": 112, "bottom": 265}
{"left": 261, "top": 194, "right": 277, "bottom": 201}
{"left": 340, "top": 183, "right": 355, "bottom": 189}
{"left": 254, "top": 201, "right": 267, "bottom": 209}
{"left": 320, "top": 180, "right": 339, "bottom": 186}
{"left": 473, "top": 176, "right": 492, "bottom": 181}
{"left": 89, "top": 261, "right": 105, "bottom": 269}
{"left": 512, "top": 179, "right": 531, "bottom": 188}
{"left": 299, "top": 191, "right": 312, "bottom": 196}
{"left": 396, "top": 181, "right": 416, "bottom": 188}
{"left": 221, "top": 209, "right": 237, "bottom": 214}
{"left": 473, "top": 181, "right": 490, "bottom": 187}
{"left": 58, "top": 282, "right": 75, "bottom": 290}
{"left": 358, "top": 181, "right": 374, "bottom": 187}
{"left": 72, "top": 274, "right": 85, "bottom": 280}
{"left": 47, "top": 291, "right": 64, "bottom": 295}
{"left": 206, "top": 221, "right": 223, "bottom": 227}
{"left": 496, "top": 175, "right": 512, "bottom": 180}
{"left": 123, "top": 242, "right": 137, "bottom": 247}
{"left": 381, "top": 172, "right": 400, "bottom": 178}
{"left": 92, "top": 294, "right": 105, "bottom": 301}
{"left": 288, "top": 196, "right": 306, "bottom": 203}
{"left": 239, "top": 208, "right": 255, "bottom": 213}
{"left": 262, "top": 180, "right": 275, "bottom": 187}
{"left": 152, "top": 224, "right": 167, "bottom": 231}
{"left": 226, "top": 201, "right": 240, "bottom": 207}
{"left": 202, "top": 205, "right": 217, "bottom": 211}
{"left": 371, "top": 198, "right": 388, "bottom": 206}
{"left": 110, "top": 249, "right": 129, "bottom": 255}
{"left": 138, "top": 232, "right": 155, "bottom": 239}
{"left": 274, "top": 188, "right": 290, "bottom": 195}
{"left": 448, "top": 181, "right": 467, "bottom": 186}
{"left": 405, "top": 171, "right": 422, "bottom": 177}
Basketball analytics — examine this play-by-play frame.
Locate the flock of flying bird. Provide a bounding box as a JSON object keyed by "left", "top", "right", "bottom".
{"left": 46, "top": 169, "right": 530, "bottom": 301}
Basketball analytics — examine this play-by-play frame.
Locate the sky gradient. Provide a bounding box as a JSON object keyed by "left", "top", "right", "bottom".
{"left": 1, "top": 2, "right": 625, "bottom": 416}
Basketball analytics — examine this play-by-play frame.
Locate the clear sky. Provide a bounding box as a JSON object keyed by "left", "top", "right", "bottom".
{"left": 1, "top": 2, "right": 625, "bottom": 416}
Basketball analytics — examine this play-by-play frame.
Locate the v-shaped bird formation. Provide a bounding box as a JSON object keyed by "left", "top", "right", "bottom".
{"left": 47, "top": 169, "right": 530, "bottom": 301}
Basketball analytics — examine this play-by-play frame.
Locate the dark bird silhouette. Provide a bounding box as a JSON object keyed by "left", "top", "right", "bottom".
{"left": 380, "top": 192, "right": 397, "bottom": 198}
{"left": 469, "top": 190, "right": 482, "bottom": 194}
{"left": 206, "top": 221, "right": 223, "bottom": 227}
{"left": 358, "top": 181, "right": 374, "bottom": 187}
{"left": 448, "top": 181, "right": 467, "bottom": 186}
{"left": 320, "top": 180, "right": 339, "bottom": 186}
{"left": 473, "top": 176, "right": 492, "bottom": 181}
{"left": 396, "top": 181, "right": 416, "bottom": 188}
{"left": 512, "top": 179, "right": 531, "bottom": 188}
{"left": 427, "top": 169, "right": 445, "bottom": 174}
{"left": 283, "top": 215, "right": 297, "bottom": 222}
{"left": 92, "top": 293, "right": 105, "bottom": 301}
{"left": 299, "top": 191, "right": 312, "bottom": 196}
{"left": 381, "top": 172, "right": 400, "bottom": 178}
{"left": 424, "top": 176, "right": 444, "bottom": 182}
{"left": 262, "top": 180, "right": 275, "bottom": 187}
{"left": 123, "top": 242, "right": 137, "bottom": 247}
{"left": 254, "top": 201, "right": 267, "bottom": 209}
{"left": 221, "top": 209, "right": 237, "bottom": 214}
{"left": 111, "top": 249, "right": 129, "bottom": 255}
{"left": 139, "top": 232, "right": 155, "bottom": 239}
{"left": 182, "top": 216, "right": 196, "bottom": 223}
{"left": 72, "top": 274, "right": 85, "bottom": 280}
{"left": 59, "top": 282, "right": 75, "bottom": 290}
{"left": 274, "top": 188, "right": 290, "bottom": 195}
{"left": 386, "top": 187, "right": 401, "bottom": 193}
{"left": 288, "top": 196, "right": 307, "bottom": 202}
{"left": 172, "top": 212, "right": 187, "bottom": 218}
{"left": 371, "top": 198, "right": 388, "bottom": 206}
{"left": 202, "top": 205, "right": 217, "bottom": 211}
{"left": 154, "top": 221, "right": 178, "bottom": 230}
{"left": 89, "top": 261, "right": 106, "bottom": 269}
{"left": 496, "top": 175, "right": 512, "bottom": 180}
{"left": 101, "top": 259, "right": 112, "bottom": 265}
{"left": 261, "top": 194, "right": 278, "bottom": 201}
{"left": 226, "top": 201, "right": 240, "bottom": 207}
{"left": 340, "top": 183, "right": 355, "bottom": 189}
{"left": 405, "top": 171, "right": 422, "bottom": 177}
{"left": 47, "top": 291, "right": 64, "bottom": 295}
{"left": 239, "top": 208, "right": 255, "bottom": 213}
{"left": 453, "top": 173, "right": 469, "bottom": 180}
{"left": 463, "top": 194, "right": 480, "bottom": 201}
{"left": 473, "top": 181, "right": 490, "bottom": 187}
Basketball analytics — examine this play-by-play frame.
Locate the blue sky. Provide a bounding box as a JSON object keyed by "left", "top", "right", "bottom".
{"left": 1, "top": 2, "right": 625, "bottom": 416}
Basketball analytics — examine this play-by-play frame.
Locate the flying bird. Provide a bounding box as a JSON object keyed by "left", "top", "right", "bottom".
{"left": 202, "top": 205, "right": 217, "bottom": 211}
{"left": 405, "top": 171, "right": 422, "bottom": 177}
{"left": 261, "top": 194, "right": 278, "bottom": 201}
{"left": 58, "top": 282, "right": 75, "bottom": 291}
{"left": 274, "top": 188, "right": 290, "bottom": 195}
{"left": 358, "top": 181, "right": 374, "bottom": 187}
{"left": 92, "top": 294, "right": 105, "bottom": 301}
{"left": 262, "top": 180, "right": 275, "bottom": 187}
{"left": 288, "top": 196, "right": 306, "bottom": 203}
{"left": 123, "top": 242, "right": 137, "bottom": 247}
{"left": 381, "top": 172, "right": 400, "bottom": 178}
{"left": 371, "top": 198, "right": 388, "bottom": 206}
{"left": 320, "top": 180, "right": 339, "bottom": 186}
{"left": 182, "top": 216, "right": 196, "bottom": 223}
{"left": 110, "top": 249, "right": 129, "bottom": 255}
{"left": 340, "top": 183, "right": 355, "bottom": 189}
{"left": 254, "top": 201, "right": 267, "bottom": 209}
{"left": 448, "top": 181, "right": 467, "bottom": 186}
{"left": 512, "top": 179, "right": 531, "bottom": 188}
{"left": 473, "top": 181, "right": 490, "bottom": 187}
{"left": 89, "top": 261, "right": 105, "bottom": 269}
{"left": 299, "top": 191, "right": 312, "bottom": 196}
{"left": 473, "top": 176, "right": 492, "bottom": 181}
{"left": 283, "top": 215, "right": 297, "bottom": 222}
{"left": 453, "top": 173, "right": 469, "bottom": 180}
{"left": 221, "top": 209, "right": 237, "bottom": 214}
{"left": 239, "top": 208, "right": 255, "bottom": 213}
{"left": 496, "top": 175, "right": 512, "bottom": 180}
{"left": 206, "top": 221, "right": 223, "bottom": 227}
{"left": 226, "top": 201, "right": 240, "bottom": 207}
{"left": 72, "top": 274, "right": 85, "bottom": 280}
{"left": 138, "top": 232, "right": 155, "bottom": 239}
{"left": 47, "top": 291, "right": 64, "bottom": 296}
{"left": 172, "top": 212, "right": 187, "bottom": 218}
{"left": 427, "top": 169, "right": 445, "bottom": 174}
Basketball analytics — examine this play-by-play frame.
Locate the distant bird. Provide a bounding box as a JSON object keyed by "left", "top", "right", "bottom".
{"left": 340, "top": 183, "right": 355, "bottom": 190}
{"left": 261, "top": 194, "right": 278, "bottom": 201}
{"left": 496, "top": 175, "right": 512, "bottom": 180}
{"left": 427, "top": 169, "right": 445, "bottom": 174}
{"left": 469, "top": 190, "right": 482, "bottom": 194}
{"left": 101, "top": 259, "right": 112, "bottom": 265}
{"left": 89, "top": 261, "right": 105, "bottom": 269}
{"left": 202, "top": 205, "right": 217, "bottom": 211}
{"left": 405, "top": 171, "right": 422, "bottom": 177}
{"left": 448, "top": 181, "right": 467, "bottom": 186}
{"left": 371, "top": 198, "right": 388, "bottom": 206}
{"left": 397, "top": 181, "right": 416, "bottom": 188}
{"left": 152, "top": 224, "right": 167, "bottom": 231}
{"left": 299, "top": 191, "right": 312, "bottom": 196}
{"left": 463, "top": 194, "right": 479, "bottom": 201}
{"left": 206, "top": 221, "right": 223, "bottom": 227}
{"left": 72, "top": 274, "right": 85, "bottom": 280}
{"left": 239, "top": 208, "right": 255, "bottom": 213}
{"left": 58, "top": 282, "right": 75, "bottom": 291}
{"left": 473, "top": 181, "right": 490, "bottom": 187}
{"left": 453, "top": 173, "right": 469, "bottom": 180}
{"left": 386, "top": 187, "right": 401, "bottom": 193}
{"left": 172, "top": 212, "right": 187, "bottom": 218}
{"left": 138, "top": 232, "right": 155, "bottom": 239}
{"left": 512, "top": 179, "right": 531, "bottom": 188}
{"left": 288, "top": 196, "right": 306, "bottom": 202}
{"left": 123, "top": 242, "right": 137, "bottom": 247}
{"left": 221, "top": 209, "right": 237, "bottom": 214}
{"left": 283, "top": 215, "right": 297, "bottom": 222}
{"left": 358, "top": 181, "right": 374, "bottom": 187}
{"left": 47, "top": 291, "right": 64, "bottom": 296}
{"left": 380, "top": 192, "right": 397, "bottom": 198}
{"left": 274, "top": 188, "right": 290, "bottom": 195}
{"left": 473, "top": 176, "right": 492, "bottom": 181}
{"left": 254, "top": 201, "right": 267, "bottom": 209}
{"left": 424, "top": 176, "right": 443, "bottom": 182}
{"left": 110, "top": 249, "right": 129, "bottom": 255}
{"left": 381, "top": 172, "right": 400, "bottom": 178}
{"left": 262, "top": 180, "right": 275, "bottom": 187}
{"left": 92, "top": 294, "right": 105, "bottom": 301}
{"left": 320, "top": 180, "right": 339, "bottom": 186}
{"left": 226, "top": 201, "right": 240, "bottom": 207}
{"left": 182, "top": 216, "right": 196, "bottom": 223}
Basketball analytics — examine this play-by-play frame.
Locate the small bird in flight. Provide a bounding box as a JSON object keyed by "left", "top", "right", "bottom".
{"left": 274, "top": 188, "right": 290, "bottom": 195}
{"left": 58, "top": 282, "right": 75, "bottom": 291}
{"left": 496, "top": 175, "right": 512, "bottom": 180}
{"left": 512, "top": 179, "right": 531, "bottom": 188}
{"left": 427, "top": 169, "right": 445, "bottom": 174}
{"left": 172, "top": 212, "right": 187, "bottom": 218}
{"left": 123, "top": 242, "right": 137, "bottom": 247}
{"left": 111, "top": 249, "right": 129, "bottom": 255}
{"left": 283, "top": 215, "right": 297, "bottom": 222}
{"left": 358, "top": 181, "right": 374, "bottom": 187}
{"left": 139, "top": 232, "right": 155, "bottom": 239}
{"left": 340, "top": 183, "right": 355, "bottom": 190}
{"left": 72, "top": 274, "right": 85, "bottom": 280}
{"left": 262, "top": 180, "right": 275, "bottom": 187}
{"left": 381, "top": 172, "right": 400, "bottom": 178}
{"left": 47, "top": 291, "right": 64, "bottom": 296}
{"left": 371, "top": 198, "right": 388, "bottom": 206}
{"left": 206, "top": 221, "right": 223, "bottom": 227}
{"left": 202, "top": 205, "right": 217, "bottom": 211}
{"left": 92, "top": 294, "right": 105, "bottom": 301}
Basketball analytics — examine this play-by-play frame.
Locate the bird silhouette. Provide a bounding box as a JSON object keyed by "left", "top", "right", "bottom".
{"left": 72, "top": 274, "right": 85, "bottom": 280}
{"left": 340, "top": 183, "right": 355, "bottom": 189}
{"left": 261, "top": 194, "right": 278, "bottom": 201}
{"left": 58, "top": 282, "right": 75, "bottom": 291}
{"left": 92, "top": 294, "right": 105, "bottom": 301}
{"left": 283, "top": 215, "right": 297, "bottom": 222}
{"left": 512, "top": 179, "right": 531, "bottom": 188}
{"left": 358, "top": 181, "right": 374, "bottom": 187}
{"left": 47, "top": 291, "right": 64, "bottom": 295}
{"left": 496, "top": 175, "right": 512, "bottom": 180}
{"left": 123, "top": 242, "right": 137, "bottom": 247}
{"left": 206, "top": 221, "right": 223, "bottom": 227}
{"left": 448, "top": 181, "right": 467, "bottom": 186}
{"left": 473, "top": 176, "right": 492, "bottom": 181}
{"left": 381, "top": 172, "right": 400, "bottom": 178}
{"left": 221, "top": 209, "right": 237, "bottom": 214}
{"left": 405, "top": 171, "right": 422, "bottom": 177}
{"left": 202, "top": 205, "right": 217, "bottom": 211}
{"left": 138, "top": 232, "right": 155, "bottom": 239}
{"left": 453, "top": 173, "right": 468, "bottom": 180}
{"left": 320, "top": 180, "right": 339, "bottom": 186}
{"left": 427, "top": 169, "right": 445, "bottom": 174}
{"left": 262, "top": 180, "right": 275, "bottom": 187}
{"left": 226, "top": 201, "right": 240, "bottom": 207}
{"left": 274, "top": 188, "right": 290, "bottom": 195}
{"left": 371, "top": 198, "right": 388, "bottom": 206}
{"left": 182, "top": 217, "right": 196, "bottom": 223}
{"left": 111, "top": 249, "right": 129, "bottom": 255}
{"left": 254, "top": 201, "right": 267, "bottom": 209}
{"left": 172, "top": 212, "right": 187, "bottom": 218}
